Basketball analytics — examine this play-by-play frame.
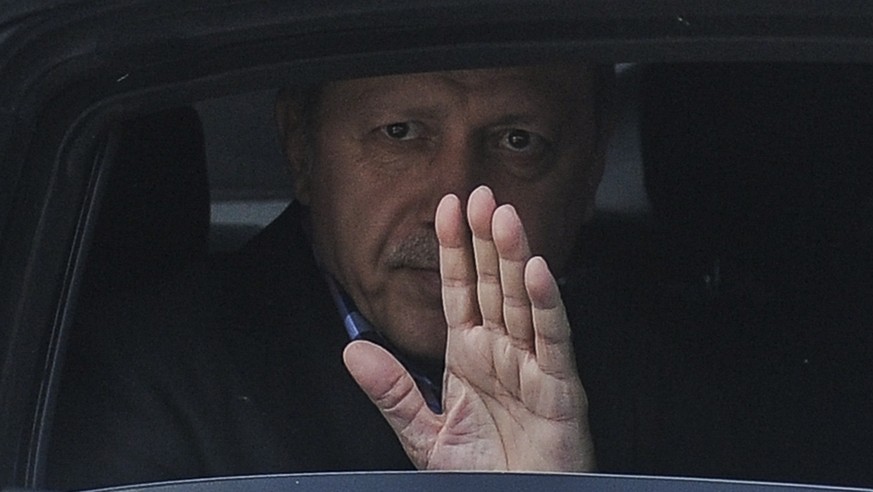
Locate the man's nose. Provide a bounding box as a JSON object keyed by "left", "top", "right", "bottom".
{"left": 425, "top": 135, "right": 481, "bottom": 209}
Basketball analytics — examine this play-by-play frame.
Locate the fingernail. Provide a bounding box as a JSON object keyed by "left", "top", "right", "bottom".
{"left": 472, "top": 185, "right": 492, "bottom": 199}
{"left": 496, "top": 203, "right": 519, "bottom": 221}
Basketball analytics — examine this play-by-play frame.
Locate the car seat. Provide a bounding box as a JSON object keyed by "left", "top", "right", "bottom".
{"left": 78, "top": 106, "right": 210, "bottom": 301}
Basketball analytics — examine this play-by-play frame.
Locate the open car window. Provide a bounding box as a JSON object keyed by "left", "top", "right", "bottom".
{"left": 1, "top": 2, "right": 872, "bottom": 491}
{"left": 42, "top": 62, "right": 873, "bottom": 492}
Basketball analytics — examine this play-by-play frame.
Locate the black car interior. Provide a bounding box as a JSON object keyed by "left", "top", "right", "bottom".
{"left": 48, "top": 63, "right": 873, "bottom": 488}
{"left": 634, "top": 63, "right": 873, "bottom": 484}
{"left": 76, "top": 108, "right": 211, "bottom": 305}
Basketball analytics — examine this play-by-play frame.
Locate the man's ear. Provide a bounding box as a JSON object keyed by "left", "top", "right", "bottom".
{"left": 275, "top": 89, "right": 313, "bottom": 205}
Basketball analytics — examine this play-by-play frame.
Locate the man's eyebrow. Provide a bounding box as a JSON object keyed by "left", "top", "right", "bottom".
{"left": 356, "top": 105, "right": 446, "bottom": 122}
{"left": 490, "top": 113, "right": 545, "bottom": 126}
{"left": 486, "top": 111, "right": 561, "bottom": 132}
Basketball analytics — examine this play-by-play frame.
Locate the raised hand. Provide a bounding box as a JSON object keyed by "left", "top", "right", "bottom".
{"left": 343, "top": 185, "right": 595, "bottom": 472}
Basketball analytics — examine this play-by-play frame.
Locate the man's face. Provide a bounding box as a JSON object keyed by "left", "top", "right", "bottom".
{"left": 284, "top": 65, "right": 606, "bottom": 360}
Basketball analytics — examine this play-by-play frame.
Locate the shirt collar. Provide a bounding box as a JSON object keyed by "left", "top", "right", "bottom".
{"left": 323, "top": 273, "right": 443, "bottom": 413}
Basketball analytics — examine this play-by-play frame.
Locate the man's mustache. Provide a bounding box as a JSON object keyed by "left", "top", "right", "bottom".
{"left": 385, "top": 230, "right": 440, "bottom": 270}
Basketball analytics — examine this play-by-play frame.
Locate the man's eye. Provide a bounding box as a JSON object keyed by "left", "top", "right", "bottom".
{"left": 381, "top": 122, "right": 421, "bottom": 141}
{"left": 497, "top": 129, "right": 547, "bottom": 154}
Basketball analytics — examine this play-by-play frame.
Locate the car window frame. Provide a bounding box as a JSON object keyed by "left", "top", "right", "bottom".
{"left": 4, "top": 1, "right": 873, "bottom": 488}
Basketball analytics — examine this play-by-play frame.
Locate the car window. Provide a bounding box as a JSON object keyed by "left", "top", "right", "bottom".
{"left": 196, "top": 90, "right": 294, "bottom": 252}
{"left": 37, "top": 62, "right": 873, "bottom": 492}
{"left": 6, "top": 4, "right": 873, "bottom": 491}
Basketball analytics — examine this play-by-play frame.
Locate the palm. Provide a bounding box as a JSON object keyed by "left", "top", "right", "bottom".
{"left": 344, "top": 185, "right": 595, "bottom": 472}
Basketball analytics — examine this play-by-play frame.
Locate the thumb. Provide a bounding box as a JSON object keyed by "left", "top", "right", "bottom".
{"left": 343, "top": 340, "right": 440, "bottom": 466}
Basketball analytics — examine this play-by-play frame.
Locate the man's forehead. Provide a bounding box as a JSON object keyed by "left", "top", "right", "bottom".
{"left": 416, "top": 64, "right": 592, "bottom": 89}
{"left": 322, "top": 64, "right": 594, "bottom": 110}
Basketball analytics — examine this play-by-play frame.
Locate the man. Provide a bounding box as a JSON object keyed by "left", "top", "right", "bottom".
{"left": 49, "top": 63, "right": 628, "bottom": 488}
{"left": 277, "top": 64, "right": 609, "bottom": 471}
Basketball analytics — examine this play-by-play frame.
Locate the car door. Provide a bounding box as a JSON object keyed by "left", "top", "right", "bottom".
{"left": 2, "top": 1, "right": 873, "bottom": 490}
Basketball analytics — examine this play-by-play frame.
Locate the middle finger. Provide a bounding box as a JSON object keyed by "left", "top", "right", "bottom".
{"left": 467, "top": 186, "right": 504, "bottom": 332}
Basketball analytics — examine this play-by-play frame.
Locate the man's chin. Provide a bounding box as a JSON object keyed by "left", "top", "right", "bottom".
{"left": 382, "top": 310, "right": 447, "bottom": 361}
{"left": 370, "top": 271, "right": 447, "bottom": 359}
{"left": 393, "top": 335, "right": 447, "bottom": 362}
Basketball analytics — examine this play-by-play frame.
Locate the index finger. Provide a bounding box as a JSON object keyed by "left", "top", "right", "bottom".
{"left": 435, "top": 193, "right": 479, "bottom": 331}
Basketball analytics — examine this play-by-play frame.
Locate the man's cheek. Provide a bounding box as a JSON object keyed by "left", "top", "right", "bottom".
{"left": 527, "top": 210, "right": 574, "bottom": 261}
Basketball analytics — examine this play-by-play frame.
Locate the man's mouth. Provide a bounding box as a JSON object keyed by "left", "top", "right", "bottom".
{"left": 383, "top": 230, "right": 443, "bottom": 301}
{"left": 406, "top": 265, "right": 441, "bottom": 282}
{"left": 401, "top": 267, "right": 443, "bottom": 304}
